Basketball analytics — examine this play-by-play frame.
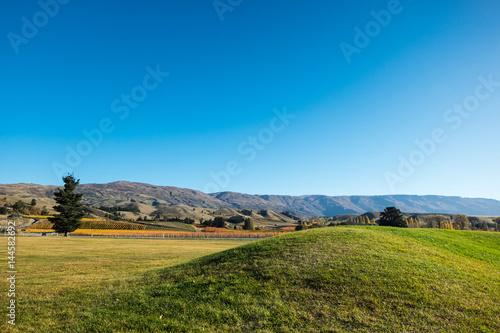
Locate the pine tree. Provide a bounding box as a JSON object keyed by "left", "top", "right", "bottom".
{"left": 379, "top": 207, "right": 407, "bottom": 228}
{"left": 243, "top": 218, "right": 255, "bottom": 231}
{"left": 213, "top": 216, "right": 226, "bottom": 228}
{"left": 51, "top": 175, "right": 85, "bottom": 236}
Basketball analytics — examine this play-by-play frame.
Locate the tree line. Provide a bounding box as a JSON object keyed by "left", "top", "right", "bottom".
{"left": 1, "top": 198, "right": 49, "bottom": 216}
{"left": 295, "top": 207, "right": 500, "bottom": 231}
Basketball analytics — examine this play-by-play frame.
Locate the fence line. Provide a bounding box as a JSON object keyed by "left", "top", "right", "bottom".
{"left": 20, "top": 230, "right": 284, "bottom": 239}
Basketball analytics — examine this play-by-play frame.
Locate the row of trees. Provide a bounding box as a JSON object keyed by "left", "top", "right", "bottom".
{"left": 297, "top": 208, "right": 500, "bottom": 231}
{"left": 418, "top": 214, "right": 498, "bottom": 231}
{"left": 350, "top": 216, "right": 376, "bottom": 225}
{"left": 374, "top": 208, "right": 500, "bottom": 230}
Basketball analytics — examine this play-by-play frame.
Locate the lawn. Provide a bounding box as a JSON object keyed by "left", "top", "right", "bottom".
{"left": 0, "top": 237, "right": 251, "bottom": 332}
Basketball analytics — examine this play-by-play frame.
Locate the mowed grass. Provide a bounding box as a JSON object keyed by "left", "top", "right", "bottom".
{"left": 3, "top": 227, "right": 500, "bottom": 332}
{"left": 0, "top": 237, "right": 251, "bottom": 332}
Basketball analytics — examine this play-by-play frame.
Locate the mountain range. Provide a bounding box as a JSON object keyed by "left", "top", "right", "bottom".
{"left": 0, "top": 181, "right": 499, "bottom": 217}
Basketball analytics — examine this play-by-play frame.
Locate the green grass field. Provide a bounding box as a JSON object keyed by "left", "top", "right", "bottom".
{"left": 2, "top": 227, "right": 500, "bottom": 332}
{"left": 0, "top": 237, "right": 251, "bottom": 332}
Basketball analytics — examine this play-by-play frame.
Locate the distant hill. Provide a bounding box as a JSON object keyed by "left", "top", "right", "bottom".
{"left": 211, "top": 192, "right": 500, "bottom": 217}
{"left": 0, "top": 181, "right": 499, "bottom": 217}
{"left": 0, "top": 181, "right": 230, "bottom": 211}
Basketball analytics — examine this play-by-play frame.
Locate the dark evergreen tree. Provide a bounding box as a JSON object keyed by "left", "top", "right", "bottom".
{"left": 258, "top": 210, "right": 269, "bottom": 217}
{"left": 213, "top": 216, "right": 225, "bottom": 228}
{"left": 378, "top": 207, "right": 407, "bottom": 228}
{"left": 240, "top": 209, "right": 252, "bottom": 216}
{"left": 243, "top": 218, "right": 255, "bottom": 231}
{"left": 295, "top": 224, "right": 306, "bottom": 231}
{"left": 51, "top": 175, "right": 85, "bottom": 236}
{"left": 31, "top": 198, "right": 37, "bottom": 206}
{"left": 202, "top": 218, "right": 213, "bottom": 226}
{"left": 227, "top": 215, "right": 245, "bottom": 223}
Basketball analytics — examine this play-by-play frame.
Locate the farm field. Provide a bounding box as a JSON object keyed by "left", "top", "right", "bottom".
{"left": 0, "top": 237, "right": 252, "bottom": 332}
{"left": 2, "top": 226, "right": 500, "bottom": 332}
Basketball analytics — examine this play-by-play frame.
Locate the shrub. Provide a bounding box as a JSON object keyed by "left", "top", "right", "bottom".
{"left": 258, "top": 210, "right": 269, "bottom": 217}
{"left": 30, "top": 207, "right": 41, "bottom": 215}
{"left": 228, "top": 215, "right": 245, "bottom": 223}
{"left": 41, "top": 206, "right": 50, "bottom": 216}
{"left": 240, "top": 209, "right": 252, "bottom": 216}
{"left": 482, "top": 221, "right": 489, "bottom": 231}
{"left": 12, "top": 200, "right": 28, "bottom": 214}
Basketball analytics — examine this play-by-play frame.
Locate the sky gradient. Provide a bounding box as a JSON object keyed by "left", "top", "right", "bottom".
{"left": 1, "top": 0, "right": 499, "bottom": 200}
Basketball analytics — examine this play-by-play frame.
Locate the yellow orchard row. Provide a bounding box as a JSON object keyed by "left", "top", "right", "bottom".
{"left": 28, "top": 219, "right": 147, "bottom": 230}
{"left": 24, "top": 228, "right": 281, "bottom": 238}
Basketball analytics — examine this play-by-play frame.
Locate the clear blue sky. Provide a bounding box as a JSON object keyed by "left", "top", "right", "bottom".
{"left": 1, "top": 0, "right": 499, "bottom": 200}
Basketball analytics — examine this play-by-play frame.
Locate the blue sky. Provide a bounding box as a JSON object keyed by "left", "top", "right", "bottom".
{"left": 1, "top": 0, "right": 499, "bottom": 200}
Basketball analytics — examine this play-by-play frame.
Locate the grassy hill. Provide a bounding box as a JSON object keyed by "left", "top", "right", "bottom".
{"left": 13, "top": 226, "right": 499, "bottom": 332}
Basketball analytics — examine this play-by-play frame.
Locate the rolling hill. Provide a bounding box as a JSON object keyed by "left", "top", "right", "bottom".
{"left": 1, "top": 181, "right": 500, "bottom": 217}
